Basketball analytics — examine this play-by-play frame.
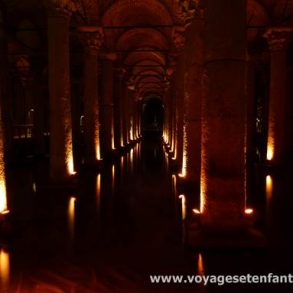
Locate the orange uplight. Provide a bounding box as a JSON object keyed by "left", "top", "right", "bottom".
{"left": 266, "top": 139, "right": 274, "bottom": 161}
{"left": 0, "top": 248, "right": 10, "bottom": 290}
{"left": 245, "top": 208, "right": 254, "bottom": 215}
{"left": 0, "top": 181, "right": 7, "bottom": 215}
{"left": 266, "top": 175, "right": 273, "bottom": 200}
{"left": 197, "top": 253, "right": 205, "bottom": 276}
{"left": 68, "top": 197, "right": 76, "bottom": 237}
{"left": 179, "top": 124, "right": 187, "bottom": 178}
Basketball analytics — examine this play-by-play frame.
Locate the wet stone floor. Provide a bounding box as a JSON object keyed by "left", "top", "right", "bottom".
{"left": 1, "top": 137, "right": 293, "bottom": 292}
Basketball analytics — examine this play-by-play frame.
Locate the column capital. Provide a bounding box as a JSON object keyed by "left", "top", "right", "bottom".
{"left": 264, "top": 27, "right": 293, "bottom": 51}
{"left": 172, "top": 26, "right": 186, "bottom": 53}
{"left": 79, "top": 26, "right": 104, "bottom": 54}
{"left": 45, "top": 0, "right": 77, "bottom": 18}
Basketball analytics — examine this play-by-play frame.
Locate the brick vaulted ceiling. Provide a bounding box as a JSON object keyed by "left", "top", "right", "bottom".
{"left": 2, "top": 0, "right": 293, "bottom": 96}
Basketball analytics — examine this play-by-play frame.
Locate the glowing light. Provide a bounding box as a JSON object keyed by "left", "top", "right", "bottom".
{"left": 96, "top": 174, "right": 101, "bottom": 209}
{"left": 95, "top": 144, "right": 101, "bottom": 160}
{"left": 267, "top": 142, "right": 274, "bottom": 161}
{"left": 200, "top": 153, "right": 207, "bottom": 214}
{"left": 112, "top": 164, "right": 115, "bottom": 192}
{"left": 32, "top": 182, "right": 37, "bottom": 193}
{"left": 0, "top": 249, "right": 10, "bottom": 290}
{"left": 266, "top": 175, "right": 273, "bottom": 199}
{"left": 130, "top": 149, "right": 134, "bottom": 172}
{"left": 0, "top": 126, "right": 8, "bottom": 214}
{"left": 179, "top": 194, "right": 186, "bottom": 220}
{"left": 67, "top": 154, "right": 76, "bottom": 175}
{"left": 197, "top": 253, "right": 204, "bottom": 276}
{"left": 68, "top": 197, "right": 76, "bottom": 237}
{"left": 192, "top": 208, "right": 201, "bottom": 215}
{"left": 179, "top": 124, "right": 187, "bottom": 178}
{"left": 130, "top": 117, "right": 134, "bottom": 141}
{"left": 0, "top": 181, "right": 7, "bottom": 214}
{"left": 245, "top": 208, "right": 254, "bottom": 215}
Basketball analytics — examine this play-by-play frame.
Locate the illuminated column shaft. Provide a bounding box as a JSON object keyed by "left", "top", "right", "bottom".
{"left": 246, "top": 57, "right": 256, "bottom": 162}
{"left": 101, "top": 58, "right": 115, "bottom": 156}
{"left": 48, "top": 5, "right": 74, "bottom": 179}
{"left": 0, "top": 13, "right": 8, "bottom": 213}
{"left": 83, "top": 29, "right": 103, "bottom": 164}
{"left": 121, "top": 84, "right": 129, "bottom": 146}
{"left": 184, "top": 17, "right": 203, "bottom": 183}
{"left": 264, "top": 28, "right": 291, "bottom": 165}
{"left": 201, "top": 0, "right": 246, "bottom": 229}
{"left": 174, "top": 54, "right": 185, "bottom": 165}
{"left": 114, "top": 72, "right": 122, "bottom": 149}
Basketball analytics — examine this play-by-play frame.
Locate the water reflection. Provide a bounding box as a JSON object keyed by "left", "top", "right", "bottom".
{"left": 0, "top": 248, "right": 10, "bottom": 292}
{"left": 179, "top": 194, "right": 187, "bottom": 220}
{"left": 112, "top": 164, "right": 116, "bottom": 194}
{"left": 266, "top": 175, "right": 274, "bottom": 230}
{"left": 68, "top": 197, "right": 76, "bottom": 239}
{"left": 197, "top": 253, "right": 205, "bottom": 276}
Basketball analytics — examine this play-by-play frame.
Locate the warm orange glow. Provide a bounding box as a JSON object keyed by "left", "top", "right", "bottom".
{"left": 179, "top": 124, "right": 187, "bottom": 178}
{"left": 0, "top": 181, "right": 7, "bottom": 214}
{"left": 179, "top": 194, "right": 186, "bottom": 220}
{"left": 197, "top": 253, "right": 204, "bottom": 276}
{"left": 0, "top": 127, "right": 8, "bottom": 214}
{"left": 200, "top": 149, "right": 207, "bottom": 214}
{"left": 130, "top": 148, "right": 134, "bottom": 171}
{"left": 112, "top": 164, "right": 115, "bottom": 192}
{"left": 68, "top": 197, "right": 76, "bottom": 237}
{"left": 267, "top": 139, "right": 274, "bottom": 161}
{"left": 245, "top": 208, "right": 254, "bottom": 215}
{"left": 0, "top": 249, "right": 10, "bottom": 290}
{"left": 266, "top": 175, "right": 273, "bottom": 200}
{"left": 95, "top": 143, "right": 101, "bottom": 161}
{"left": 67, "top": 153, "right": 76, "bottom": 175}
{"left": 192, "top": 208, "right": 201, "bottom": 215}
{"left": 96, "top": 174, "right": 101, "bottom": 209}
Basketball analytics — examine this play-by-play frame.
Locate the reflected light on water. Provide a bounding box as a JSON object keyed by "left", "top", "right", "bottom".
{"left": 112, "top": 165, "right": 115, "bottom": 192}
{"left": 32, "top": 182, "right": 37, "bottom": 193}
{"left": 179, "top": 194, "right": 186, "bottom": 220}
{"left": 96, "top": 174, "right": 101, "bottom": 202}
{"left": 266, "top": 175, "right": 273, "bottom": 200}
{"left": 68, "top": 197, "right": 76, "bottom": 237}
{"left": 245, "top": 208, "right": 254, "bottom": 215}
{"left": 0, "top": 248, "right": 10, "bottom": 291}
{"left": 197, "top": 253, "right": 205, "bottom": 276}
{"left": 192, "top": 208, "right": 201, "bottom": 215}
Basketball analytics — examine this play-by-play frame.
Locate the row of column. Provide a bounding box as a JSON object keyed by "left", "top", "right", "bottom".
{"left": 47, "top": 3, "right": 141, "bottom": 180}
{"left": 164, "top": 0, "right": 290, "bottom": 230}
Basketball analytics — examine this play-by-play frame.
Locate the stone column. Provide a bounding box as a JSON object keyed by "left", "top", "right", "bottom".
{"left": 121, "top": 84, "right": 130, "bottom": 145}
{"left": 0, "top": 11, "right": 8, "bottom": 213}
{"left": 101, "top": 55, "right": 115, "bottom": 157}
{"left": 264, "top": 28, "right": 292, "bottom": 165}
{"left": 174, "top": 54, "right": 185, "bottom": 166}
{"left": 183, "top": 15, "right": 204, "bottom": 185}
{"left": 201, "top": 0, "right": 247, "bottom": 230}
{"left": 47, "top": 1, "right": 76, "bottom": 180}
{"left": 113, "top": 69, "right": 122, "bottom": 149}
{"left": 81, "top": 27, "right": 103, "bottom": 164}
{"left": 246, "top": 56, "right": 256, "bottom": 164}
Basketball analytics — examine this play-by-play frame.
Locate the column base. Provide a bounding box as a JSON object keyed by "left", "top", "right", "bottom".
{"left": 0, "top": 212, "right": 12, "bottom": 241}
{"left": 185, "top": 215, "right": 266, "bottom": 249}
{"left": 39, "top": 173, "right": 79, "bottom": 192}
{"left": 81, "top": 159, "right": 103, "bottom": 172}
